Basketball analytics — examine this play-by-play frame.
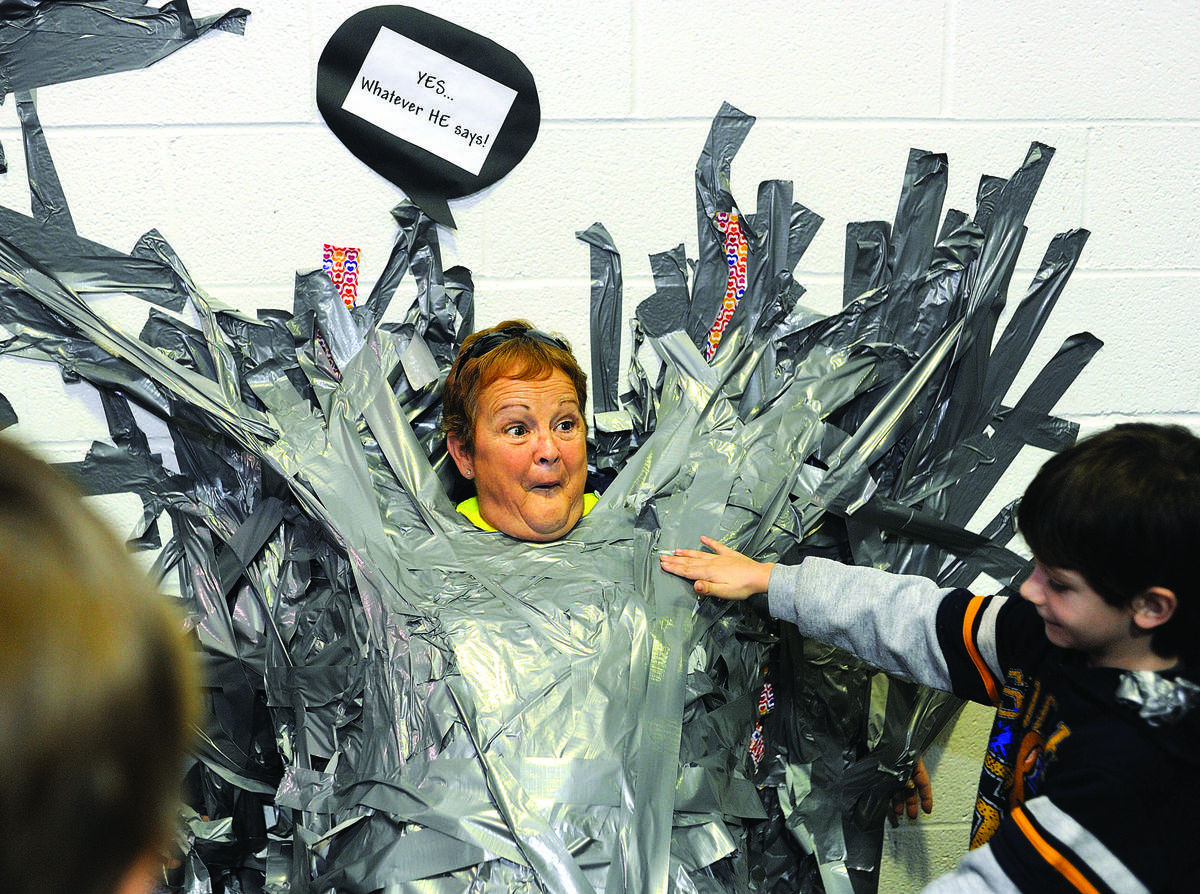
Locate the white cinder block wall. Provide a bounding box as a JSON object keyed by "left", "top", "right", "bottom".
{"left": 2, "top": 2, "right": 1197, "bottom": 890}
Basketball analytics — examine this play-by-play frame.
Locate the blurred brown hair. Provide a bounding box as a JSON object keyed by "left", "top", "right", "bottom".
{"left": 0, "top": 436, "right": 199, "bottom": 894}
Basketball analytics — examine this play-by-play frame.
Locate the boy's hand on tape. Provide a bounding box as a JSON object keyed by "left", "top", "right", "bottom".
{"left": 659, "top": 536, "right": 774, "bottom": 600}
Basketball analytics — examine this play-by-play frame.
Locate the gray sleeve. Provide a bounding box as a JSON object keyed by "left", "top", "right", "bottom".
{"left": 766, "top": 557, "right": 955, "bottom": 690}
{"left": 920, "top": 845, "right": 1022, "bottom": 893}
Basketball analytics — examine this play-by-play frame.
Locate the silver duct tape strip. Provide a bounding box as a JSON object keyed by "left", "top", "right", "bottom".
{"left": 0, "top": 2, "right": 249, "bottom": 166}
{"left": 578, "top": 222, "right": 623, "bottom": 416}
{"left": 0, "top": 2, "right": 250, "bottom": 97}
{"left": 1115, "top": 670, "right": 1200, "bottom": 727}
{"left": 17, "top": 91, "right": 76, "bottom": 235}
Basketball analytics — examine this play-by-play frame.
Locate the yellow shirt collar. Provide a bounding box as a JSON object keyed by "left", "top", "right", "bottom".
{"left": 457, "top": 492, "right": 598, "bottom": 532}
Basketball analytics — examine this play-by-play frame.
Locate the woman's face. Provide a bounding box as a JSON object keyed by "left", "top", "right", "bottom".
{"left": 447, "top": 368, "right": 588, "bottom": 541}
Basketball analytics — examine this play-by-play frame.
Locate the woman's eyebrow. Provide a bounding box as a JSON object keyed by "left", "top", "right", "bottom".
{"left": 488, "top": 396, "right": 580, "bottom": 414}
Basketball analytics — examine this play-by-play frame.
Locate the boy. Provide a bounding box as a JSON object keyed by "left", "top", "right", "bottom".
{"left": 661, "top": 423, "right": 1200, "bottom": 892}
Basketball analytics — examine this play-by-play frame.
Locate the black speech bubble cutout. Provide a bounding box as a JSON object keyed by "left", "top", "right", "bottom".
{"left": 316, "top": 6, "right": 539, "bottom": 229}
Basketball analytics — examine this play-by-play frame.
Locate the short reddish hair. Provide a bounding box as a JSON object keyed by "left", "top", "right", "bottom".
{"left": 440, "top": 319, "right": 588, "bottom": 456}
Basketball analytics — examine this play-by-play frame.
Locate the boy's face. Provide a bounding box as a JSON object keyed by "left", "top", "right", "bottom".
{"left": 1020, "top": 561, "right": 1134, "bottom": 666}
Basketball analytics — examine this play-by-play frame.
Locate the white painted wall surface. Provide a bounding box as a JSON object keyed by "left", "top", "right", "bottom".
{"left": 1, "top": 3, "right": 1197, "bottom": 890}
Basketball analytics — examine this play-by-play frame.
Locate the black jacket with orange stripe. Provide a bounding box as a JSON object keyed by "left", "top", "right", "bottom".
{"left": 767, "top": 557, "right": 1200, "bottom": 893}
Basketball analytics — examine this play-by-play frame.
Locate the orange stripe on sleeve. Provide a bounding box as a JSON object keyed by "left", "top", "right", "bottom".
{"left": 961, "top": 595, "right": 999, "bottom": 704}
{"left": 1011, "top": 807, "right": 1101, "bottom": 894}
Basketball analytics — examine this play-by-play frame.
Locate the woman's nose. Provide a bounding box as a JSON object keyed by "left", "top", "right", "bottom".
{"left": 534, "top": 429, "right": 561, "bottom": 464}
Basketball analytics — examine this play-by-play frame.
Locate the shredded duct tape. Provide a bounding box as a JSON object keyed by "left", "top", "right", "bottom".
{"left": 0, "top": 11, "right": 1099, "bottom": 894}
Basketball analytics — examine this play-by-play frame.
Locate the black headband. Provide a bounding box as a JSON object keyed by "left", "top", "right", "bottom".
{"left": 455, "top": 326, "right": 570, "bottom": 367}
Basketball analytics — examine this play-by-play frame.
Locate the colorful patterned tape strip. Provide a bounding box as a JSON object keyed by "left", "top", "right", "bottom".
{"left": 323, "top": 244, "right": 361, "bottom": 308}
{"left": 748, "top": 680, "right": 775, "bottom": 771}
{"left": 317, "top": 243, "right": 359, "bottom": 379}
{"left": 704, "top": 211, "right": 748, "bottom": 361}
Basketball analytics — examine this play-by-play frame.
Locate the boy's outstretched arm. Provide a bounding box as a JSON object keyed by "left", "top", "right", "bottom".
{"left": 659, "top": 536, "right": 775, "bottom": 600}
{"left": 663, "top": 537, "right": 938, "bottom": 821}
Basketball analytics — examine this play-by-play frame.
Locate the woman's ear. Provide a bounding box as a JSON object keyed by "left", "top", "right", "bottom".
{"left": 446, "top": 433, "right": 474, "bottom": 479}
{"left": 1132, "top": 586, "right": 1177, "bottom": 631}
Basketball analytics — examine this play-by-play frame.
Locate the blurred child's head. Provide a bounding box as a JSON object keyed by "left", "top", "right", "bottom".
{"left": 0, "top": 437, "right": 199, "bottom": 894}
{"left": 1017, "top": 423, "right": 1200, "bottom": 665}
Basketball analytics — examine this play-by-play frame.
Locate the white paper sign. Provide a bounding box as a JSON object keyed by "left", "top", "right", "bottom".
{"left": 341, "top": 27, "right": 517, "bottom": 176}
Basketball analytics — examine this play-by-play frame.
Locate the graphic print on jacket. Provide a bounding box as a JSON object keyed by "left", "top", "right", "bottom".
{"left": 972, "top": 667, "right": 1072, "bottom": 848}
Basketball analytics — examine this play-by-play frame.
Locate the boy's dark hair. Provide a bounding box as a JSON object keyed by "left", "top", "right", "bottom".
{"left": 1017, "top": 423, "right": 1200, "bottom": 664}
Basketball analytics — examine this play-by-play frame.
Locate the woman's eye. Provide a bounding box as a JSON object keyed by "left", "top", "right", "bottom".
{"left": 504, "top": 423, "right": 528, "bottom": 437}
{"left": 556, "top": 418, "right": 578, "bottom": 433}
